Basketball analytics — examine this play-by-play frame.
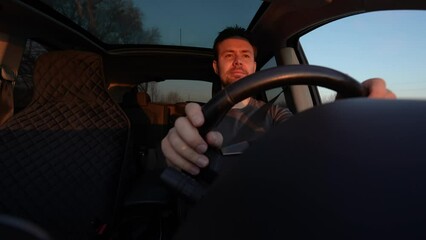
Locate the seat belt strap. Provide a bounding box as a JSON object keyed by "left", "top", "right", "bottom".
{"left": 221, "top": 90, "right": 284, "bottom": 155}
{"left": 247, "top": 89, "right": 284, "bottom": 124}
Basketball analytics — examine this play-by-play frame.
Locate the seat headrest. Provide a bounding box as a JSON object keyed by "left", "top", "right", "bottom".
{"left": 136, "top": 91, "right": 151, "bottom": 106}
{"left": 32, "top": 50, "right": 106, "bottom": 104}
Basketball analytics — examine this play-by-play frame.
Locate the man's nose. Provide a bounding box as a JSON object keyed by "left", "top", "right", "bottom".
{"left": 233, "top": 56, "right": 242, "bottom": 65}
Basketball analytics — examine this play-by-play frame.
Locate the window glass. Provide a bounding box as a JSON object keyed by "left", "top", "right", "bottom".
{"left": 300, "top": 10, "right": 426, "bottom": 101}
{"left": 139, "top": 80, "right": 212, "bottom": 104}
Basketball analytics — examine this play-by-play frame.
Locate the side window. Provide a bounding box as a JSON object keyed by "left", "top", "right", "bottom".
{"left": 15, "top": 40, "right": 48, "bottom": 112}
{"left": 300, "top": 10, "right": 426, "bottom": 102}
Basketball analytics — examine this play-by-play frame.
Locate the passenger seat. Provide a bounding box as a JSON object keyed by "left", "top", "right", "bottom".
{"left": 121, "top": 90, "right": 177, "bottom": 239}
{"left": 136, "top": 91, "right": 170, "bottom": 139}
{"left": 122, "top": 89, "right": 169, "bottom": 171}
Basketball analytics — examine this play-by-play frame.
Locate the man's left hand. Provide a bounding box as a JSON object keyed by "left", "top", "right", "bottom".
{"left": 362, "top": 78, "right": 396, "bottom": 99}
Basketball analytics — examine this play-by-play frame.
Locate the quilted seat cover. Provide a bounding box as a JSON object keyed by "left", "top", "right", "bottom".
{"left": 0, "top": 50, "right": 130, "bottom": 239}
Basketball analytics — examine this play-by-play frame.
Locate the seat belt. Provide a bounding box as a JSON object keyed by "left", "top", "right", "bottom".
{"left": 0, "top": 64, "right": 17, "bottom": 125}
{"left": 221, "top": 90, "right": 284, "bottom": 155}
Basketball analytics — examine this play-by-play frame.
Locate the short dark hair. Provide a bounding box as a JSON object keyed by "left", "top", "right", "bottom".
{"left": 213, "top": 25, "right": 257, "bottom": 60}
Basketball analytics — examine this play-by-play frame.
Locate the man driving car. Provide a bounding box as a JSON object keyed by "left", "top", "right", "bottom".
{"left": 161, "top": 26, "right": 396, "bottom": 175}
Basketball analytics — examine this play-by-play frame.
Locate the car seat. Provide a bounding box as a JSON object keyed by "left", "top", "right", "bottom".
{"left": 120, "top": 89, "right": 178, "bottom": 239}
{"left": 0, "top": 50, "right": 131, "bottom": 239}
{"left": 122, "top": 89, "right": 169, "bottom": 171}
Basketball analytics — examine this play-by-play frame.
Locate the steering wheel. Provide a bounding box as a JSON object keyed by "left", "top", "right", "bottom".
{"left": 199, "top": 64, "right": 366, "bottom": 136}
{"left": 161, "top": 64, "right": 366, "bottom": 201}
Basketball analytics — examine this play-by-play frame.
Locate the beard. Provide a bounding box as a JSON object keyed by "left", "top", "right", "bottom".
{"left": 222, "top": 67, "right": 250, "bottom": 86}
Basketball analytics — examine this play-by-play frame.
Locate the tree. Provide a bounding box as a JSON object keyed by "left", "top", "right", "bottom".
{"left": 322, "top": 92, "right": 337, "bottom": 103}
{"left": 41, "top": 0, "right": 161, "bottom": 44}
{"left": 137, "top": 82, "right": 148, "bottom": 92}
{"left": 137, "top": 82, "right": 159, "bottom": 102}
{"left": 162, "top": 91, "right": 183, "bottom": 103}
{"left": 148, "top": 82, "right": 159, "bottom": 102}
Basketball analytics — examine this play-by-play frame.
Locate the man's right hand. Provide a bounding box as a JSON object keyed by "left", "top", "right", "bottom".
{"left": 161, "top": 103, "right": 223, "bottom": 175}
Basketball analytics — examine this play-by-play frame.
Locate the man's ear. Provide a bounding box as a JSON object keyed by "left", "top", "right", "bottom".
{"left": 253, "top": 61, "right": 257, "bottom": 72}
{"left": 213, "top": 60, "right": 219, "bottom": 75}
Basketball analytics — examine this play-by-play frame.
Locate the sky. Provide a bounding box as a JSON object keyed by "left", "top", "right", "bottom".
{"left": 134, "top": 0, "right": 261, "bottom": 47}
{"left": 134, "top": 1, "right": 426, "bottom": 100}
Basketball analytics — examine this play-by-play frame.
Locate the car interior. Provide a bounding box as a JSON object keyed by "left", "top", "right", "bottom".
{"left": 1, "top": 0, "right": 426, "bottom": 239}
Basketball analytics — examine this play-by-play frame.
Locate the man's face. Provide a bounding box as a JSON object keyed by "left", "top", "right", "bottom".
{"left": 213, "top": 38, "right": 257, "bottom": 86}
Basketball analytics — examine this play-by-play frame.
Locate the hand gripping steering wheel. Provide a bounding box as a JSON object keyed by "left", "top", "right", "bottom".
{"left": 161, "top": 65, "right": 366, "bottom": 202}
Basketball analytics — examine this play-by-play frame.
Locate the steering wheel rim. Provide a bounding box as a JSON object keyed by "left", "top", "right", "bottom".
{"left": 199, "top": 65, "right": 366, "bottom": 136}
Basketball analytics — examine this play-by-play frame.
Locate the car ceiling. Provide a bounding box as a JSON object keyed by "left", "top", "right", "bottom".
{"left": 1, "top": 0, "right": 426, "bottom": 85}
